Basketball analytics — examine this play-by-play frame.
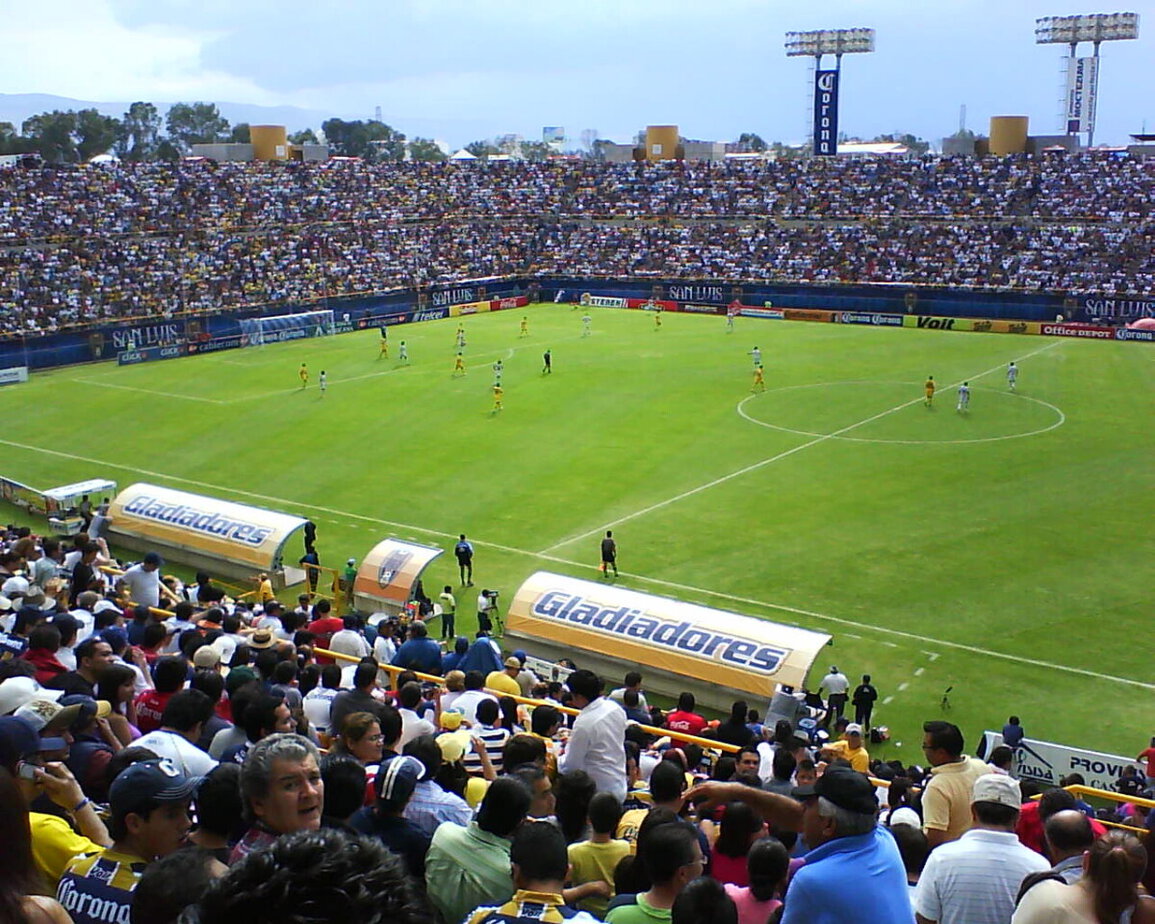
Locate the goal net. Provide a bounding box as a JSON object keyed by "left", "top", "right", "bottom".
{"left": 240, "top": 310, "right": 335, "bottom": 347}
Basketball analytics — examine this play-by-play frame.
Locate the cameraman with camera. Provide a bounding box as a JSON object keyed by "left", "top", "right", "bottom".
{"left": 476, "top": 589, "right": 501, "bottom": 636}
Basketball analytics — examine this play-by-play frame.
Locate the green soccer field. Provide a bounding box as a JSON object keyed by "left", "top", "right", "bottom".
{"left": 4, "top": 305, "right": 1153, "bottom": 759}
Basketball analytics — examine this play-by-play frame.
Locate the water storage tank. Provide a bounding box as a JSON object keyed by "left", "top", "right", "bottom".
{"left": 251, "top": 125, "right": 289, "bottom": 161}
{"left": 645, "top": 125, "right": 679, "bottom": 162}
{"left": 989, "top": 116, "right": 1028, "bottom": 155}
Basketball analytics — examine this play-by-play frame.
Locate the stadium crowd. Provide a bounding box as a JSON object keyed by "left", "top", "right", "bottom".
{"left": 1, "top": 155, "right": 1153, "bottom": 240}
{"left": 1, "top": 154, "right": 1154, "bottom": 337}
{"left": 2, "top": 221, "right": 1153, "bottom": 336}
{"left": 2, "top": 523, "right": 1154, "bottom": 923}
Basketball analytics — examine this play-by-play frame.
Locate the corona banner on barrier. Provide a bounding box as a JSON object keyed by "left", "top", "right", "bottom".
{"left": 108, "top": 483, "right": 310, "bottom": 575}
{"left": 506, "top": 572, "right": 831, "bottom": 702}
{"left": 353, "top": 538, "right": 444, "bottom": 615}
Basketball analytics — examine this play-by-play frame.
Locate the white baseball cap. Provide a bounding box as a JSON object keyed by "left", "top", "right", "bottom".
{"left": 0, "top": 678, "right": 63, "bottom": 716}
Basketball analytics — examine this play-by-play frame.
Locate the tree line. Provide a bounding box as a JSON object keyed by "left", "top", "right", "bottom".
{"left": 0, "top": 101, "right": 448, "bottom": 164}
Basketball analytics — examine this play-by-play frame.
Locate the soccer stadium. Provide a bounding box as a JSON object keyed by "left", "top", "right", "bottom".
{"left": 2, "top": 27, "right": 1155, "bottom": 924}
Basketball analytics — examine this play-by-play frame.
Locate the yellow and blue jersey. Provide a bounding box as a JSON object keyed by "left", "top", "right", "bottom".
{"left": 57, "top": 847, "right": 147, "bottom": 924}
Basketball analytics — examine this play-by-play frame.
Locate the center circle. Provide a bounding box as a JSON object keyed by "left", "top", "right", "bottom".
{"left": 737, "top": 381, "right": 1065, "bottom": 445}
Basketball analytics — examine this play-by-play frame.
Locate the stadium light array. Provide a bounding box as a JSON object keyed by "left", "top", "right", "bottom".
{"left": 785, "top": 28, "right": 875, "bottom": 57}
{"left": 1035, "top": 12, "right": 1139, "bottom": 44}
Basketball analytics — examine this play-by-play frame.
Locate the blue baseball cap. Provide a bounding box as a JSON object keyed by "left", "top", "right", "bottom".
{"left": 110, "top": 759, "right": 201, "bottom": 815}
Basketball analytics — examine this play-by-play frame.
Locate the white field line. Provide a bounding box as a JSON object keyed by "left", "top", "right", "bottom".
{"left": 74, "top": 378, "right": 226, "bottom": 405}
{"left": 538, "top": 339, "right": 1064, "bottom": 554}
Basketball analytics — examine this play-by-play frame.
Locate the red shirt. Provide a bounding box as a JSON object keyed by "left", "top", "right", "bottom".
{"left": 1138, "top": 747, "right": 1155, "bottom": 777}
{"left": 666, "top": 710, "right": 708, "bottom": 737}
{"left": 306, "top": 616, "right": 344, "bottom": 663}
{"left": 1016, "top": 799, "right": 1108, "bottom": 854}
{"left": 135, "top": 689, "right": 175, "bottom": 734}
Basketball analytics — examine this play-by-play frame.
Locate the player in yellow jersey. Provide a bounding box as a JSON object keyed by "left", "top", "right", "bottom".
{"left": 379, "top": 327, "right": 388, "bottom": 358}
{"left": 752, "top": 364, "right": 765, "bottom": 392}
{"left": 519, "top": 316, "right": 529, "bottom": 337}
{"left": 453, "top": 353, "right": 466, "bottom": 377}
{"left": 492, "top": 384, "right": 503, "bottom": 413}
{"left": 299, "top": 363, "right": 308, "bottom": 388}
{"left": 924, "top": 375, "right": 935, "bottom": 406}
{"left": 654, "top": 307, "right": 662, "bottom": 330}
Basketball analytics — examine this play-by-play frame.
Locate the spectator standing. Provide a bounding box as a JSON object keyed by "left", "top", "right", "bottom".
{"left": 852, "top": 674, "right": 879, "bottom": 730}
{"left": 486, "top": 657, "right": 523, "bottom": 697}
{"left": 329, "top": 615, "right": 371, "bottom": 660}
{"left": 45, "top": 635, "right": 115, "bottom": 699}
{"left": 230, "top": 733, "right": 324, "bottom": 864}
{"left": 606, "top": 821, "right": 704, "bottom": 924}
{"left": 438, "top": 586, "right": 457, "bottom": 640}
{"left": 303, "top": 663, "right": 342, "bottom": 740}
{"left": 569, "top": 791, "right": 631, "bottom": 918}
{"left": 686, "top": 770, "right": 912, "bottom": 924}
{"left": 1135, "top": 735, "right": 1155, "bottom": 793}
{"left": 56, "top": 759, "right": 197, "bottom": 924}
{"left": 723, "top": 836, "right": 790, "bottom": 924}
{"left": 1035, "top": 809, "right": 1097, "bottom": 884}
{"left": 915, "top": 774, "right": 1048, "bottom": 924}
{"left": 133, "top": 690, "right": 219, "bottom": 777}
{"left": 467, "top": 822, "right": 602, "bottom": 923}
{"left": 425, "top": 776, "right": 531, "bottom": 923}
{"left": 715, "top": 701, "right": 756, "bottom": 749}
{"left": 826, "top": 724, "right": 870, "bottom": 773}
{"left": 349, "top": 754, "right": 432, "bottom": 877}
{"left": 118, "top": 553, "right": 164, "bottom": 609}
{"left": 401, "top": 734, "right": 473, "bottom": 837}
{"left": 391, "top": 621, "right": 442, "bottom": 674}
{"left": 609, "top": 672, "right": 649, "bottom": 713}
{"left": 560, "top": 670, "right": 627, "bottom": 801}
{"left": 665, "top": 692, "right": 708, "bottom": 737}
{"left": 329, "top": 663, "right": 385, "bottom": 734}
{"left": 921, "top": 720, "right": 993, "bottom": 848}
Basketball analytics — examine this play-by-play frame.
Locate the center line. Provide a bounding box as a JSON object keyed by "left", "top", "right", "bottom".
{"left": 539, "top": 339, "right": 1063, "bottom": 554}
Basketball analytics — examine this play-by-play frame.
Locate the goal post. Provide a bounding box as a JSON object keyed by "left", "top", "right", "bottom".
{"left": 240, "top": 309, "right": 335, "bottom": 347}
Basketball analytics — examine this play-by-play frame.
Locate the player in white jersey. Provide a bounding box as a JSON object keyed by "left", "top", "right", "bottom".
{"left": 319, "top": 370, "right": 327, "bottom": 394}
{"left": 957, "top": 381, "right": 970, "bottom": 412}
{"left": 493, "top": 359, "right": 504, "bottom": 386}
{"left": 748, "top": 347, "right": 762, "bottom": 368}
{"left": 399, "top": 340, "right": 409, "bottom": 362}
{"left": 1007, "top": 362, "right": 1018, "bottom": 391}
{"left": 581, "top": 314, "right": 592, "bottom": 336}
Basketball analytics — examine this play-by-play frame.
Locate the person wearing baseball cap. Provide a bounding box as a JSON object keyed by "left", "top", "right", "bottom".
{"left": 349, "top": 754, "right": 431, "bottom": 876}
{"left": 682, "top": 768, "right": 911, "bottom": 924}
{"left": 914, "top": 773, "right": 1049, "bottom": 924}
{"left": 56, "top": 758, "right": 200, "bottom": 923}
{"left": 825, "top": 722, "right": 870, "bottom": 774}
{"left": 485, "top": 657, "right": 523, "bottom": 697}
{"left": 0, "top": 715, "right": 112, "bottom": 887}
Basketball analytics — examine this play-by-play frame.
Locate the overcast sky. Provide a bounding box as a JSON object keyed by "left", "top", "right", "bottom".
{"left": 4, "top": 0, "right": 1152, "bottom": 146}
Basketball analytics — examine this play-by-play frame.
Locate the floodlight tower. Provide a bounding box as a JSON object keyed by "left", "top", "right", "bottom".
{"left": 785, "top": 28, "right": 875, "bottom": 156}
{"left": 1035, "top": 12, "right": 1139, "bottom": 147}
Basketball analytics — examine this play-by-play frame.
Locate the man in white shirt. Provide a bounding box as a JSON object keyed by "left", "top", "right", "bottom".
{"left": 818, "top": 665, "right": 850, "bottom": 727}
{"left": 118, "top": 552, "right": 164, "bottom": 609}
{"left": 914, "top": 774, "right": 1048, "bottom": 924}
{"left": 559, "top": 669, "right": 626, "bottom": 801}
{"left": 329, "top": 615, "right": 371, "bottom": 660}
{"left": 133, "top": 689, "right": 220, "bottom": 778}
{"left": 608, "top": 671, "right": 649, "bottom": 713}
{"left": 303, "top": 665, "right": 343, "bottom": 736}
{"left": 451, "top": 672, "right": 498, "bottom": 728}
{"left": 397, "top": 682, "right": 436, "bottom": 748}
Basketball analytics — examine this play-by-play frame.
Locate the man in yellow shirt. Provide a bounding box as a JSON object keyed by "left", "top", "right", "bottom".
{"left": 921, "top": 719, "right": 993, "bottom": 848}
{"left": 924, "top": 375, "right": 936, "bottom": 406}
{"left": 825, "top": 723, "right": 870, "bottom": 773}
{"left": 485, "top": 657, "right": 523, "bottom": 697}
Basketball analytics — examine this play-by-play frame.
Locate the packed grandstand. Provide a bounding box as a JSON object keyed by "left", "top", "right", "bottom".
{"left": 1, "top": 154, "right": 1154, "bottom": 924}
{"left": 1, "top": 155, "right": 1153, "bottom": 336}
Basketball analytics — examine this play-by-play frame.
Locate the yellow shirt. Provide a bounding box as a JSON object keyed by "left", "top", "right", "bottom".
{"left": 616, "top": 807, "right": 649, "bottom": 852}
{"left": 30, "top": 812, "right": 103, "bottom": 890}
{"left": 568, "top": 839, "right": 631, "bottom": 917}
{"left": 922, "top": 757, "right": 991, "bottom": 842}
{"left": 826, "top": 740, "right": 870, "bottom": 773}
{"left": 485, "top": 670, "right": 521, "bottom": 697}
{"left": 925, "top": 379, "right": 935, "bottom": 394}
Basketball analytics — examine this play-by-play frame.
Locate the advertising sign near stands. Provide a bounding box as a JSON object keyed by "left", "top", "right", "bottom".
{"left": 580, "top": 294, "right": 627, "bottom": 308}
{"left": 1040, "top": 323, "right": 1115, "bottom": 340}
{"left": 0, "top": 366, "right": 29, "bottom": 385}
{"left": 490, "top": 296, "right": 529, "bottom": 312}
{"left": 971, "top": 320, "right": 1041, "bottom": 335}
{"left": 740, "top": 307, "right": 785, "bottom": 320}
{"left": 783, "top": 308, "right": 835, "bottom": 323}
{"left": 977, "top": 730, "right": 1138, "bottom": 792}
{"left": 838, "top": 312, "right": 903, "bottom": 327}
{"left": 118, "top": 344, "right": 188, "bottom": 366}
{"left": 506, "top": 571, "right": 830, "bottom": 708}
{"left": 449, "top": 300, "right": 491, "bottom": 317}
{"left": 903, "top": 316, "right": 974, "bottom": 331}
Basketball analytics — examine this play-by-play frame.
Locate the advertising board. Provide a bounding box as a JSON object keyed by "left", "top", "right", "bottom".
{"left": 1040, "top": 323, "right": 1115, "bottom": 340}
{"left": 978, "top": 730, "right": 1138, "bottom": 792}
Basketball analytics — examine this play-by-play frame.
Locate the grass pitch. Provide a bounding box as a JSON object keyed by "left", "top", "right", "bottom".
{"left": 4, "top": 304, "right": 1153, "bottom": 759}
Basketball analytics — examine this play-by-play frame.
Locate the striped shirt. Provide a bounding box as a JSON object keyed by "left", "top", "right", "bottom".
{"left": 464, "top": 725, "right": 510, "bottom": 775}
{"left": 915, "top": 828, "right": 1049, "bottom": 924}
{"left": 57, "top": 847, "right": 147, "bottom": 924}
{"left": 467, "top": 890, "right": 602, "bottom": 923}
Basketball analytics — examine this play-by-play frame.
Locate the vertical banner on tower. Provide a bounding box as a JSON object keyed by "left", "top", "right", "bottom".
{"left": 1065, "top": 56, "right": 1099, "bottom": 134}
{"left": 813, "top": 69, "right": 840, "bottom": 156}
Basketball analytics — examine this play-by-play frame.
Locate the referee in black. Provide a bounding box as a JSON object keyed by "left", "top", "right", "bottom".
{"left": 600, "top": 530, "right": 618, "bottom": 579}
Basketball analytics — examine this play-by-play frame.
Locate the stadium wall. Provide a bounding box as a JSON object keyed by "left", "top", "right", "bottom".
{"left": 2, "top": 277, "right": 1150, "bottom": 373}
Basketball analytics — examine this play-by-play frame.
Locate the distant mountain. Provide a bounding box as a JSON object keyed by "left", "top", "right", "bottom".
{"left": 0, "top": 93, "right": 495, "bottom": 148}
